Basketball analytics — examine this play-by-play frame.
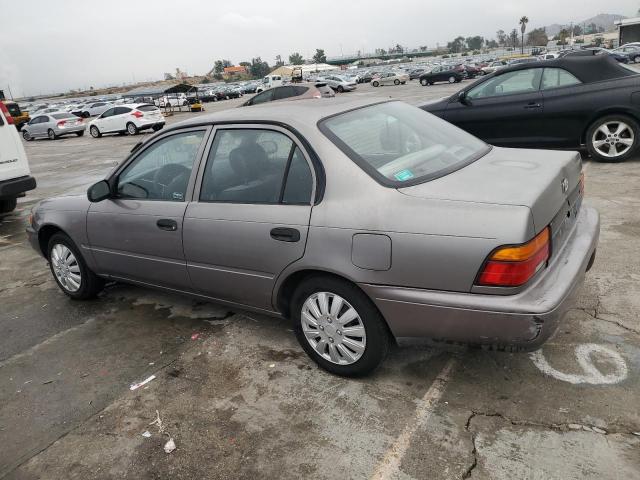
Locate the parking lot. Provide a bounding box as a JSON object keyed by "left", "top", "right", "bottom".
{"left": 1, "top": 79, "right": 639, "bottom": 480}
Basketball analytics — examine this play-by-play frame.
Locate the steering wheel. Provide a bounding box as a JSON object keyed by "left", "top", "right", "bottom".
{"left": 153, "top": 164, "right": 191, "bottom": 200}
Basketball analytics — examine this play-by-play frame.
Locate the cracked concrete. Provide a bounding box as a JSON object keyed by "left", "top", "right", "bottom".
{"left": 1, "top": 82, "right": 640, "bottom": 479}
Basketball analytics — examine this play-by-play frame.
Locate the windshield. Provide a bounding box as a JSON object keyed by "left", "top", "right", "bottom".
{"left": 320, "top": 101, "right": 489, "bottom": 186}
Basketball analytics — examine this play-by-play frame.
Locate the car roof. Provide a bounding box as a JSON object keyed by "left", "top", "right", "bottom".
{"left": 168, "top": 97, "right": 388, "bottom": 131}
{"left": 492, "top": 55, "right": 635, "bottom": 83}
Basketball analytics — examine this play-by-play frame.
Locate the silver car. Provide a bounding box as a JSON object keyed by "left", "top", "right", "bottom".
{"left": 21, "top": 112, "right": 86, "bottom": 140}
{"left": 319, "top": 75, "right": 357, "bottom": 92}
{"left": 371, "top": 71, "right": 409, "bottom": 87}
{"left": 27, "top": 99, "right": 599, "bottom": 376}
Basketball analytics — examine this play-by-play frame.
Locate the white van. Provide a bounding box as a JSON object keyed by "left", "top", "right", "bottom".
{"left": 255, "top": 75, "right": 283, "bottom": 93}
{"left": 0, "top": 103, "right": 36, "bottom": 214}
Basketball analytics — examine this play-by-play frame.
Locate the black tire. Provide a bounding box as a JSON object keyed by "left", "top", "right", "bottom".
{"left": 47, "top": 129, "right": 57, "bottom": 140}
{"left": 586, "top": 114, "right": 639, "bottom": 163}
{"left": 47, "top": 233, "right": 105, "bottom": 300}
{"left": 82, "top": 112, "right": 90, "bottom": 118}
{"left": 394, "top": 79, "right": 400, "bottom": 85}
{"left": 372, "top": 81, "right": 379, "bottom": 87}
{"left": 420, "top": 78, "right": 428, "bottom": 86}
{"left": 126, "top": 122, "right": 138, "bottom": 135}
{"left": 152, "top": 124, "right": 164, "bottom": 132}
{"left": 76, "top": 131, "right": 84, "bottom": 137}
{"left": 22, "top": 130, "right": 32, "bottom": 141}
{"left": 448, "top": 76, "right": 456, "bottom": 83}
{"left": 291, "top": 276, "right": 390, "bottom": 377}
{"left": 337, "top": 85, "right": 344, "bottom": 93}
{"left": 0, "top": 198, "right": 17, "bottom": 214}
{"left": 90, "top": 125, "right": 101, "bottom": 138}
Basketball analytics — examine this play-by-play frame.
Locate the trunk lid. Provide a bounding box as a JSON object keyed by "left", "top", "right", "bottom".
{"left": 398, "top": 146, "right": 582, "bottom": 234}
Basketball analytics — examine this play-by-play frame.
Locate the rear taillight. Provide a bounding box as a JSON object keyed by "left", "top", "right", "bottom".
{"left": 0, "top": 103, "right": 14, "bottom": 124}
{"left": 579, "top": 171, "right": 585, "bottom": 196}
{"left": 132, "top": 111, "right": 144, "bottom": 118}
{"left": 57, "top": 120, "right": 66, "bottom": 127}
{"left": 313, "top": 92, "right": 321, "bottom": 98}
{"left": 476, "top": 227, "right": 551, "bottom": 287}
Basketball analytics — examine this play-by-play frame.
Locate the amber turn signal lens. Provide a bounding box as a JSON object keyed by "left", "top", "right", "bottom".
{"left": 490, "top": 227, "right": 550, "bottom": 262}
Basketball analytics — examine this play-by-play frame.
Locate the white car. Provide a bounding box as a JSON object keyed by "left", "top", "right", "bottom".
{"left": 88, "top": 104, "right": 165, "bottom": 138}
{"left": 80, "top": 101, "right": 112, "bottom": 118}
{"left": 0, "top": 102, "right": 36, "bottom": 214}
{"left": 155, "top": 94, "right": 188, "bottom": 107}
{"left": 256, "top": 75, "right": 284, "bottom": 93}
{"left": 371, "top": 71, "right": 409, "bottom": 87}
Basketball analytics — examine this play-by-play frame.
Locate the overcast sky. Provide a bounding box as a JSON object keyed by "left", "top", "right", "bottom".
{"left": 1, "top": 0, "right": 638, "bottom": 97}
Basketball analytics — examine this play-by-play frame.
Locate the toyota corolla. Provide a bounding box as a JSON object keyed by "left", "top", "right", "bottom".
{"left": 27, "top": 98, "right": 600, "bottom": 376}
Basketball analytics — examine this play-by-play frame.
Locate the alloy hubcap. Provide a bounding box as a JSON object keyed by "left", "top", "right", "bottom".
{"left": 128, "top": 124, "right": 135, "bottom": 134}
{"left": 51, "top": 244, "right": 81, "bottom": 292}
{"left": 592, "top": 121, "right": 634, "bottom": 158}
{"left": 301, "top": 292, "right": 366, "bottom": 365}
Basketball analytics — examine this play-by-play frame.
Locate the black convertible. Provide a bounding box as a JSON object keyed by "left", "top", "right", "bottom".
{"left": 420, "top": 56, "right": 640, "bottom": 162}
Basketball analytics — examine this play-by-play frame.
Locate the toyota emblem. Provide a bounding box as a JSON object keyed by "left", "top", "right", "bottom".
{"left": 561, "top": 178, "right": 569, "bottom": 193}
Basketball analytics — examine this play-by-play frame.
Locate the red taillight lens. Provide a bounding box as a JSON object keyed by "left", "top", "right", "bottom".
{"left": 57, "top": 120, "right": 66, "bottom": 127}
{"left": 0, "top": 102, "right": 14, "bottom": 124}
{"left": 476, "top": 227, "right": 551, "bottom": 287}
{"left": 132, "top": 111, "right": 144, "bottom": 118}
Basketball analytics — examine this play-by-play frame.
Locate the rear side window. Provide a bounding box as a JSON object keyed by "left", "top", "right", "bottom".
{"left": 138, "top": 105, "right": 158, "bottom": 112}
{"left": 273, "top": 86, "right": 296, "bottom": 100}
{"left": 292, "top": 86, "right": 309, "bottom": 95}
{"left": 251, "top": 90, "right": 274, "bottom": 105}
{"left": 114, "top": 107, "right": 132, "bottom": 115}
{"left": 282, "top": 147, "right": 313, "bottom": 204}
{"left": 540, "top": 68, "right": 581, "bottom": 90}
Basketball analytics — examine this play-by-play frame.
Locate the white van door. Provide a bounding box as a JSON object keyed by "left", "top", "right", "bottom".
{"left": 0, "top": 106, "right": 30, "bottom": 182}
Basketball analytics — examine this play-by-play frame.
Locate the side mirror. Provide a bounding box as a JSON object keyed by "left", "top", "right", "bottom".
{"left": 87, "top": 180, "right": 111, "bottom": 202}
{"left": 458, "top": 91, "right": 471, "bottom": 106}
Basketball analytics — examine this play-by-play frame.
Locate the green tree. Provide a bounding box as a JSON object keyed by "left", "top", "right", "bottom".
{"left": 289, "top": 52, "right": 304, "bottom": 65}
{"left": 312, "top": 49, "right": 327, "bottom": 63}
{"left": 509, "top": 28, "right": 519, "bottom": 49}
{"left": 555, "top": 28, "right": 570, "bottom": 45}
{"left": 486, "top": 39, "right": 498, "bottom": 48}
{"left": 465, "top": 36, "right": 484, "bottom": 50}
{"left": 527, "top": 27, "right": 548, "bottom": 46}
{"left": 496, "top": 29, "right": 507, "bottom": 46}
{"left": 214, "top": 59, "right": 232, "bottom": 74}
{"left": 519, "top": 16, "right": 529, "bottom": 53}
{"left": 250, "top": 57, "right": 270, "bottom": 78}
{"left": 239, "top": 61, "right": 251, "bottom": 67}
{"left": 447, "top": 36, "right": 465, "bottom": 53}
{"left": 274, "top": 55, "right": 284, "bottom": 67}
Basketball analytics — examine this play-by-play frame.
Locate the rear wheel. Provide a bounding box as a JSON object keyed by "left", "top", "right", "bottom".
{"left": 586, "top": 114, "right": 639, "bottom": 162}
{"left": 448, "top": 76, "right": 456, "bottom": 83}
{"left": 126, "top": 122, "right": 138, "bottom": 135}
{"left": 82, "top": 112, "right": 90, "bottom": 118}
{"left": 420, "top": 78, "right": 428, "bottom": 86}
{"left": 372, "top": 81, "right": 379, "bottom": 87}
{"left": 0, "top": 198, "right": 17, "bottom": 214}
{"left": 47, "top": 233, "right": 104, "bottom": 300}
{"left": 90, "top": 125, "right": 101, "bottom": 138}
{"left": 394, "top": 79, "right": 400, "bottom": 85}
{"left": 291, "top": 276, "right": 390, "bottom": 377}
{"left": 47, "top": 129, "right": 57, "bottom": 140}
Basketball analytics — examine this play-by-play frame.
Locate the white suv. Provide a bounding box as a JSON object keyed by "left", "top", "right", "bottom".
{"left": 0, "top": 103, "right": 36, "bottom": 214}
{"left": 88, "top": 104, "right": 165, "bottom": 137}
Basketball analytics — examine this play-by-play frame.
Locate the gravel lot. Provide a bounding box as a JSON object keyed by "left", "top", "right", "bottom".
{"left": 1, "top": 79, "right": 639, "bottom": 480}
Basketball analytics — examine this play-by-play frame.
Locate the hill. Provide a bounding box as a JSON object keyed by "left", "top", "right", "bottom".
{"left": 543, "top": 13, "right": 626, "bottom": 37}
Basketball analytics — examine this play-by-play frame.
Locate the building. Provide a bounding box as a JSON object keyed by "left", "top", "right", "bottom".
{"left": 223, "top": 66, "right": 248, "bottom": 78}
{"left": 616, "top": 17, "right": 640, "bottom": 45}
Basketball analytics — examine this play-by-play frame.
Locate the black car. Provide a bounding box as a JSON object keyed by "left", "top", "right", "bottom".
{"left": 421, "top": 55, "right": 639, "bottom": 162}
{"left": 418, "top": 66, "right": 464, "bottom": 86}
{"left": 409, "top": 68, "right": 426, "bottom": 80}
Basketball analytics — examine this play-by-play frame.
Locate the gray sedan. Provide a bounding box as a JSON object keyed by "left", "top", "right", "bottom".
{"left": 22, "top": 112, "right": 86, "bottom": 140}
{"left": 27, "top": 99, "right": 599, "bottom": 376}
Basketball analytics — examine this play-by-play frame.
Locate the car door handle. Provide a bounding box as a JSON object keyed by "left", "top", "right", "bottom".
{"left": 524, "top": 102, "right": 541, "bottom": 109}
{"left": 270, "top": 227, "right": 300, "bottom": 242}
{"left": 156, "top": 218, "right": 178, "bottom": 231}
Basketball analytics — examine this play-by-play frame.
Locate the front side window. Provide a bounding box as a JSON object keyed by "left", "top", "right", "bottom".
{"left": 200, "top": 129, "right": 312, "bottom": 204}
{"left": 540, "top": 68, "right": 581, "bottom": 90}
{"left": 117, "top": 130, "right": 205, "bottom": 201}
{"left": 101, "top": 108, "right": 116, "bottom": 118}
{"left": 320, "top": 101, "right": 488, "bottom": 186}
{"left": 467, "top": 68, "right": 542, "bottom": 99}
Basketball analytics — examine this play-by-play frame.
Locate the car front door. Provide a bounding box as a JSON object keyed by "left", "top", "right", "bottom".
{"left": 86, "top": 127, "right": 209, "bottom": 289}
{"left": 98, "top": 108, "right": 117, "bottom": 132}
{"left": 443, "top": 68, "right": 544, "bottom": 147}
{"left": 183, "top": 125, "right": 316, "bottom": 311}
{"left": 29, "top": 116, "right": 47, "bottom": 137}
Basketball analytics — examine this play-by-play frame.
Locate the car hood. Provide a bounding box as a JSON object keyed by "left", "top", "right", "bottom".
{"left": 398, "top": 146, "right": 582, "bottom": 233}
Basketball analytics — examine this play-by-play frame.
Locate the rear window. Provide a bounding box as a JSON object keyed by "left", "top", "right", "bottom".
{"left": 138, "top": 105, "right": 159, "bottom": 112}
{"left": 52, "top": 113, "right": 75, "bottom": 119}
{"left": 319, "top": 101, "right": 489, "bottom": 186}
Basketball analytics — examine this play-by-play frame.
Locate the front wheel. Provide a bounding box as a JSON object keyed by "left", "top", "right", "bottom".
{"left": 152, "top": 124, "right": 164, "bottom": 132}
{"left": 90, "top": 125, "right": 101, "bottom": 138}
{"left": 372, "top": 81, "right": 379, "bottom": 87}
{"left": 337, "top": 85, "right": 344, "bottom": 93}
{"left": 22, "top": 130, "right": 32, "bottom": 141}
{"left": 420, "top": 78, "right": 428, "bottom": 86}
{"left": 586, "top": 114, "right": 639, "bottom": 162}
{"left": 291, "top": 276, "right": 390, "bottom": 377}
{"left": 126, "top": 122, "right": 138, "bottom": 135}
{"left": 47, "top": 233, "right": 105, "bottom": 299}
{"left": 448, "top": 76, "right": 456, "bottom": 83}
{"left": 394, "top": 79, "right": 400, "bottom": 85}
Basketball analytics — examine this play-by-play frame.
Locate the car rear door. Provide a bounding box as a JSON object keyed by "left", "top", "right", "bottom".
{"left": 444, "top": 68, "right": 544, "bottom": 147}
{"left": 86, "top": 127, "right": 209, "bottom": 289}
{"left": 183, "top": 125, "right": 316, "bottom": 311}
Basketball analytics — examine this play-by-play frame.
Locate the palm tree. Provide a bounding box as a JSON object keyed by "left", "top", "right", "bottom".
{"left": 519, "top": 16, "right": 529, "bottom": 54}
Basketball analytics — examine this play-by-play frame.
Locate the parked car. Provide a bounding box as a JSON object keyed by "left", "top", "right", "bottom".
{"left": 463, "top": 64, "right": 482, "bottom": 78}
{"left": 241, "top": 83, "right": 333, "bottom": 106}
{"left": 81, "top": 102, "right": 112, "bottom": 118}
{"left": 88, "top": 104, "right": 165, "bottom": 137}
{"left": 319, "top": 75, "right": 357, "bottom": 92}
{"left": 409, "top": 68, "right": 426, "bottom": 80}
{"left": 156, "top": 94, "right": 188, "bottom": 107}
{"left": 27, "top": 98, "right": 599, "bottom": 376}
{"left": 371, "top": 72, "right": 409, "bottom": 87}
{"left": 188, "top": 97, "right": 204, "bottom": 112}
{"left": 481, "top": 61, "right": 508, "bottom": 75}
{"left": 508, "top": 57, "right": 539, "bottom": 65}
{"left": 1, "top": 101, "right": 30, "bottom": 130}
{"left": 419, "top": 66, "right": 464, "bottom": 85}
{"left": 0, "top": 102, "right": 36, "bottom": 214}
{"left": 421, "top": 55, "right": 639, "bottom": 162}
{"left": 611, "top": 45, "right": 640, "bottom": 63}
{"left": 565, "top": 47, "right": 629, "bottom": 63}
{"left": 22, "top": 112, "right": 86, "bottom": 140}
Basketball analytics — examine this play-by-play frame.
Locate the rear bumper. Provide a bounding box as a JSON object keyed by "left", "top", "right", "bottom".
{"left": 56, "top": 126, "right": 85, "bottom": 135}
{"left": 359, "top": 206, "right": 600, "bottom": 350}
{"left": 0, "top": 175, "right": 36, "bottom": 198}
